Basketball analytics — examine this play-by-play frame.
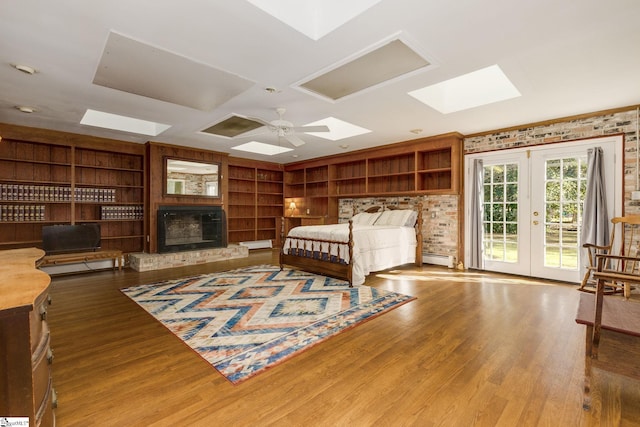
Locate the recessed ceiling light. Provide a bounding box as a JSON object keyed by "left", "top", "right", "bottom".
{"left": 12, "top": 64, "right": 36, "bottom": 75}
{"left": 408, "top": 64, "right": 521, "bottom": 114}
{"left": 231, "top": 141, "right": 293, "bottom": 156}
{"left": 16, "top": 106, "right": 35, "bottom": 113}
{"left": 410, "top": 128, "right": 423, "bottom": 134}
{"left": 303, "top": 117, "right": 371, "bottom": 141}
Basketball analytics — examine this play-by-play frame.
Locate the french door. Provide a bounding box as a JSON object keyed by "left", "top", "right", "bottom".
{"left": 464, "top": 136, "right": 622, "bottom": 282}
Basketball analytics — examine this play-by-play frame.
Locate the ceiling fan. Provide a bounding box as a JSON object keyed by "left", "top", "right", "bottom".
{"left": 244, "top": 107, "right": 330, "bottom": 147}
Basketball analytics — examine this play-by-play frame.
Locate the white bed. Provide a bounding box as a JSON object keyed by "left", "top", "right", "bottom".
{"left": 280, "top": 205, "right": 423, "bottom": 286}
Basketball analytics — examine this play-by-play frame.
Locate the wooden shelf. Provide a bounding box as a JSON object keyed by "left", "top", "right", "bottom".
{"left": 228, "top": 160, "right": 283, "bottom": 244}
{"left": 284, "top": 133, "right": 462, "bottom": 219}
{"left": 0, "top": 138, "right": 146, "bottom": 253}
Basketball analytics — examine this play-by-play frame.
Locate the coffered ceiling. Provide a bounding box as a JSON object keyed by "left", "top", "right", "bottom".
{"left": 1, "top": 0, "right": 639, "bottom": 163}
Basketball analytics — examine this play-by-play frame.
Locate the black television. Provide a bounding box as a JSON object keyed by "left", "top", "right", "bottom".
{"left": 42, "top": 223, "right": 101, "bottom": 255}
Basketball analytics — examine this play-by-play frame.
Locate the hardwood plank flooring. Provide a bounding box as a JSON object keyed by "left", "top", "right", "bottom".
{"left": 46, "top": 250, "right": 640, "bottom": 426}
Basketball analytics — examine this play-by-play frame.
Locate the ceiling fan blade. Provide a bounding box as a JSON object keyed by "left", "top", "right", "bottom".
{"left": 285, "top": 134, "right": 306, "bottom": 147}
{"left": 292, "top": 125, "right": 330, "bottom": 133}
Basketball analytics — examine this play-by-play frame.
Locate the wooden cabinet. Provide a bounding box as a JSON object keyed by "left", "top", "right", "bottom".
{"left": 0, "top": 248, "right": 56, "bottom": 426}
{"left": 227, "top": 159, "right": 283, "bottom": 244}
{"left": 284, "top": 133, "right": 462, "bottom": 218}
{"left": 0, "top": 135, "right": 145, "bottom": 254}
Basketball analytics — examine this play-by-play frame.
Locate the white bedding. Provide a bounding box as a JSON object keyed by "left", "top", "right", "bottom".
{"left": 283, "top": 223, "right": 417, "bottom": 286}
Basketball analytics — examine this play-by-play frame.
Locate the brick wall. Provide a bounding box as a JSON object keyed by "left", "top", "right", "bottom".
{"left": 465, "top": 107, "right": 640, "bottom": 215}
{"left": 338, "top": 195, "right": 460, "bottom": 262}
{"left": 338, "top": 106, "right": 640, "bottom": 267}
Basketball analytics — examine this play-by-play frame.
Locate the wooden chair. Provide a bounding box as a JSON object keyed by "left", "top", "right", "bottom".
{"left": 580, "top": 215, "right": 640, "bottom": 299}
{"left": 575, "top": 251, "right": 640, "bottom": 411}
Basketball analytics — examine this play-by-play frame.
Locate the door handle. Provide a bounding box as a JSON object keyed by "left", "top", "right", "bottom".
{"left": 533, "top": 220, "right": 539, "bottom": 225}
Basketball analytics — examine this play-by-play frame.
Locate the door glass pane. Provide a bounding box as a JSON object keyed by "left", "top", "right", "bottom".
{"left": 490, "top": 241, "right": 505, "bottom": 260}
{"left": 545, "top": 224, "right": 560, "bottom": 267}
{"left": 561, "top": 247, "right": 578, "bottom": 268}
{"left": 543, "top": 156, "right": 587, "bottom": 270}
{"left": 483, "top": 163, "right": 518, "bottom": 263}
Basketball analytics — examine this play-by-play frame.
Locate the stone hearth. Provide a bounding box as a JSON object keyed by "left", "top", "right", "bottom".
{"left": 128, "top": 245, "right": 248, "bottom": 272}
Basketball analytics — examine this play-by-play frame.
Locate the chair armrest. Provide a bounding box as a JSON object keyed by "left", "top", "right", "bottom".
{"left": 593, "top": 253, "right": 640, "bottom": 283}
{"left": 583, "top": 242, "right": 610, "bottom": 250}
{"left": 595, "top": 253, "right": 640, "bottom": 265}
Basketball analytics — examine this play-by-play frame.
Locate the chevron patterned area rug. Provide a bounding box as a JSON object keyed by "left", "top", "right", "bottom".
{"left": 122, "top": 265, "right": 415, "bottom": 384}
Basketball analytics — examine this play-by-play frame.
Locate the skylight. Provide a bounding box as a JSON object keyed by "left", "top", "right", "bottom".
{"left": 303, "top": 117, "right": 371, "bottom": 141}
{"left": 247, "top": 0, "right": 381, "bottom": 40}
{"left": 408, "top": 65, "right": 521, "bottom": 114}
{"left": 231, "top": 141, "right": 293, "bottom": 156}
{"left": 80, "top": 109, "right": 171, "bottom": 136}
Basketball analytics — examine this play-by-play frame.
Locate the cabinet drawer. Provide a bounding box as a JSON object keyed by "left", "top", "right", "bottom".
{"left": 32, "top": 327, "right": 52, "bottom": 413}
{"left": 38, "top": 394, "right": 55, "bottom": 427}
{"left": 29, "top": 291, "right": 50, "bottom": 353}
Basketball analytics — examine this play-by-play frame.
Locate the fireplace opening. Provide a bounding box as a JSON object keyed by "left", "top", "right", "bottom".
{"left": 157, "top": 206, "right": 226, "bottom": 253}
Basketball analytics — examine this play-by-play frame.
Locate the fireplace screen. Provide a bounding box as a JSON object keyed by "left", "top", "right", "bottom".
{"left": 157, "top": 206, "right": 226, "bottom": 253}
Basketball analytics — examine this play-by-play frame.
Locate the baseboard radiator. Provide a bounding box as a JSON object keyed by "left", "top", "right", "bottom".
{"left": 239, "top": 240, "right": 273, "bottom": 250}
{"left": 422, "top": 253, "right": 454, "bottom": 267}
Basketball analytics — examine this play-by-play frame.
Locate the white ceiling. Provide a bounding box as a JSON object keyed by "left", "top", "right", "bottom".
{"left": 1, "top": 0, "right": 639, "bottom": 164}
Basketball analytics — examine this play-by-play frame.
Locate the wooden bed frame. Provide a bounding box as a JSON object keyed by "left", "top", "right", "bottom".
{"left": 279, "top": 204, "right": 423, "bottom": 286}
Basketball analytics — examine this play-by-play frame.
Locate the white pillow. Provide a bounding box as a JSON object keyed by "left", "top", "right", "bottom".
{"left": 374, "top": 209, "right": 416, "bottom": 227}
{"left": 351, "top": 211, "right": 381, "bottom": 225}
{"left": 403, "top": 210, "right": 418, "bottom": 227}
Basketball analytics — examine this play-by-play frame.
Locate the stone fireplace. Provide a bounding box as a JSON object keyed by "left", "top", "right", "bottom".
{"left": 157, "top": 205, "right": 227, "bottom": 253}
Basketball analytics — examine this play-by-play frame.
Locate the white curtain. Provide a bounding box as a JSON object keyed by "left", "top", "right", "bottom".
{"left": 469, "top": 159, "right": 484, "bottom": 269}
{"left": 580, "top": 147, "right": 609, "bottom": 277}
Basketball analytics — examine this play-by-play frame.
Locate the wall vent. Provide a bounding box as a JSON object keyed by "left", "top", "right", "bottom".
{"left": 201, "top": 115, "right": 264, "bottom": 138}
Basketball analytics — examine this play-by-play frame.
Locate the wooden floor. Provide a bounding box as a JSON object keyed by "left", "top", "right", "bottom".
{"left": 47, "top": 250, "right": 640, "bottom": 426}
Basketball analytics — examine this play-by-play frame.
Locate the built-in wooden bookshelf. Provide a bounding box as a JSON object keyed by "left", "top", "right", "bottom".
{"left": 417, "top": 147, "right": 453, "bottom": 191}
{"left": 0, "top": 127, "right": 146, "bottom": 253}
{"left": 284, "top": 133, "right": 462, "bottom": 220}
{"left": 227, "top": 159, "right": 283, "bottom": 244}
{"left": 331, "top": 160, "right": 366, "bottom": 197}
{"left": 283, "top": 164, "right": 333, "bottom": 220}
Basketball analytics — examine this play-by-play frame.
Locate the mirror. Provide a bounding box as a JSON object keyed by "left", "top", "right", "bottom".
{"left": 165, "top": 158, "right": 220, "bottom": 197}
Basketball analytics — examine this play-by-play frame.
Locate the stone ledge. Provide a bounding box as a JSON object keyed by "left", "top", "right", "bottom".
{"left": 128, "top": 245, "right": 249, "bottom": 272}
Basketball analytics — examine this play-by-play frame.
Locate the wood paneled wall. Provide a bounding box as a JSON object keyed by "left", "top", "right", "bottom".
{"left": 145, "top": 142, "right": 229, "bottom": 253}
